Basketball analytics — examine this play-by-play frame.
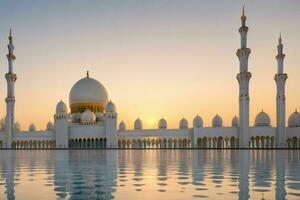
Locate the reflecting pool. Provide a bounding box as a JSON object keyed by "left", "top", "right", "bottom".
{"left": 0, "top": 150, "right": 299, "bottom": 200}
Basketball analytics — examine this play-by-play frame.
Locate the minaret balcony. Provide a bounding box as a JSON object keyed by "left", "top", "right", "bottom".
{"left": 5, "top": 73, "right": 17, "bottom": 81}
{"left": 236, "top": 48, "right": 251, "bottom": 57}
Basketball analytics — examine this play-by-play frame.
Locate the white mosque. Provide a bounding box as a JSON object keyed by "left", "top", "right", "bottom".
{"left": 0, "top": 8, "right": 299, "bottom": 149}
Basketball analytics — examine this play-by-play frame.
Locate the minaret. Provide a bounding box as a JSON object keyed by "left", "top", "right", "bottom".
{"left": 4, "top": 29, "right": 17, "bottom": 148}
{"left": 236, "top": 7, "right": 251, "bottom": 148}
{"left": 275, "top": 34, "right": 287, "bottom": 148}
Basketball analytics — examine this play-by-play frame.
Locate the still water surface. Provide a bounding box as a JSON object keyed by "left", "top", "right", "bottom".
{"left": 0, "top": 150, "right": 299, "bottom": 200}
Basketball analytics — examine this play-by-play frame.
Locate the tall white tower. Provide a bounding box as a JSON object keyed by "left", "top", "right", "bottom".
{"left": 275, "top": 34, "right": 287, "bottom": 148}
{"left": 236, "top": 7, "right": 251, "bottom": 148}
{"left": 4, "top": 30, "right": 17, "bottom": 148}
{"left": 55, "top": 100, "right": 69, "bottom": 148}
{"left": 105, "top": 101, "right": 117, "bottom": 148}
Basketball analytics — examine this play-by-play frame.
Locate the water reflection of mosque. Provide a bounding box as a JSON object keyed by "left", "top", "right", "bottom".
{"left": 0, "top": 150, "right": 300, "bottom": 199}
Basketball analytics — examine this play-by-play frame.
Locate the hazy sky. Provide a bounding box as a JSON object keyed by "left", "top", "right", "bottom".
{"left": 0, "top": 0, "right": 299, "bottom": 130}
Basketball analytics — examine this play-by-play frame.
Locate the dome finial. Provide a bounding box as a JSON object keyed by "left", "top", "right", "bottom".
{"left": 86, "top": 70, "right": 90, "bottom": 78}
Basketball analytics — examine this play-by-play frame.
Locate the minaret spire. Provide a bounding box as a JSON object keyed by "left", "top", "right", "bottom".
{"left": 236, "top": 6, "right": 251, "bottom": 148}
{"left": 241, "top": 5, "right": 247, "bottom": 26}
{"left": 4, "top": 29, "right": 17, "bottom": 148}
{"left": 275, "top": 34, "right": 287, "bottom": 148}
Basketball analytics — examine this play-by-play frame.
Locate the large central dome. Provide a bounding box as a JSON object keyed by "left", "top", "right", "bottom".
{"left": 69, "top": 72, "right": 108, "bottom": 113}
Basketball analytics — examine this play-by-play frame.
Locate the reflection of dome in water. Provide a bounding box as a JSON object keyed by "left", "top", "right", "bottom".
{"left": 69, "top": 71, "right": 108, "bottom": 114}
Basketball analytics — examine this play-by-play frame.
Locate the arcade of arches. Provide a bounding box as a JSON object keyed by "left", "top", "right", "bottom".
{"left": 0, "top": 136, "right": 299, "bottom": 149}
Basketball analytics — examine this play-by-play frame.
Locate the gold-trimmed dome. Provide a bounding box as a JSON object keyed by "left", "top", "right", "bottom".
{"left": 69, "top": 72, "right": 108, "bottom": 114}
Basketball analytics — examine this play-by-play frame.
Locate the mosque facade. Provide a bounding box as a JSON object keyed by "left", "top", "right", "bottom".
{"left": 0, "top": 9, "right": 300, "bottom": 149}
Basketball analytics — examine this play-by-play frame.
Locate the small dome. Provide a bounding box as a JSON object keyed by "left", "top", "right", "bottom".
{"left": 96, "top": 112, "right": 104, "bottom": 122}
{"left": 193, "top": 115, "right": 203, "bottom": 128}
{"left": 105, "top": 100, "right": 116, "bottom": 113}
{"left": 179, "top": 118, "right": 188, "bottom": 129}
{"left": 119, "top": 121, "right": 126, "bottom": 130}
{"left": 232, "top": 116, "right": 238, "bottom": 127}
{"left": 29, "top": 123, "right": 36, "bottom": 131}
{"left": 158, "top": 118, "right": 167, "bottom": 129}
{"left": 71, "top": 112, "right": 81, "bottom": 123}
{"left": 212, "top": 114, "right": 223, "bottom": 127}
{"left": 47, "top": 121, "right": 54, "bottom": 130}
{"left": 134, "top": 118, "right": 143, "bottom": 130}
{"left": 254, "top": 110, "right": 271, "bottom": 127}
{"left": 80, "top": 109, "right": 96, "bottom": 125}
{"left": 56, "top": 100, "right": 68, "bottom": 113}
{"left": 288, "top": 109, "right": 300, "bottom": 127}
{"left": 14, "top": 122, "right": 21, "bottom": 131}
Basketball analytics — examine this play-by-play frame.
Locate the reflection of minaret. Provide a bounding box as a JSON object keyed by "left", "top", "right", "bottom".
{"left": 191, "top": 150, "right": 206, "bottom": 185}
{"left": 211, "top": 150, "right": 224, "bottom": 186}
{"left": 275, "top": 151, "right": 286, "bottom": 200}
{"left": 275, "top": 34, "right": 288, "bottom": 148}
{"left": 252, "top": 151, "right": 272, "bottom": 189}
{"left": 4, "top": 29, "right": 17, "bottom": 148}
{"left": 53, "top": 150, "right": 70, "bottom": 199}
{"left": 238, "top": 150, "right": 249, "bottom": 200}
{"left": 237, "top": 7, "right": 251, "bottom": 148}
{"left": 4, "top": 151, "right": 16, "bottom": 200}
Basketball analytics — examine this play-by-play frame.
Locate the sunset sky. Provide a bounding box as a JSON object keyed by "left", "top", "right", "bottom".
{"left": 0, "top": 0, "right": 299, "bottom": 130}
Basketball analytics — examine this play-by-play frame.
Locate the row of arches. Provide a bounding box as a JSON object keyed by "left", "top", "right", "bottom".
{"left": 196, "top": 137, "right": 239, "bottom": 148}
{"left": 69, "top": 138, "right": 107, "bottom": 148}
{"left": 287, "top": 137, "right": 300, "bottom": 148}
{"left": 12, "top": 140, "right": 56, "bottom": 149}
{"left": 249, "top": 136, "right": 275, "bottom": 148}
{"left": 118, "top": 138, "right": 192, "bottom": 148}
{"left": 0, "top": 136, "right": 299, "bottom": 149}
